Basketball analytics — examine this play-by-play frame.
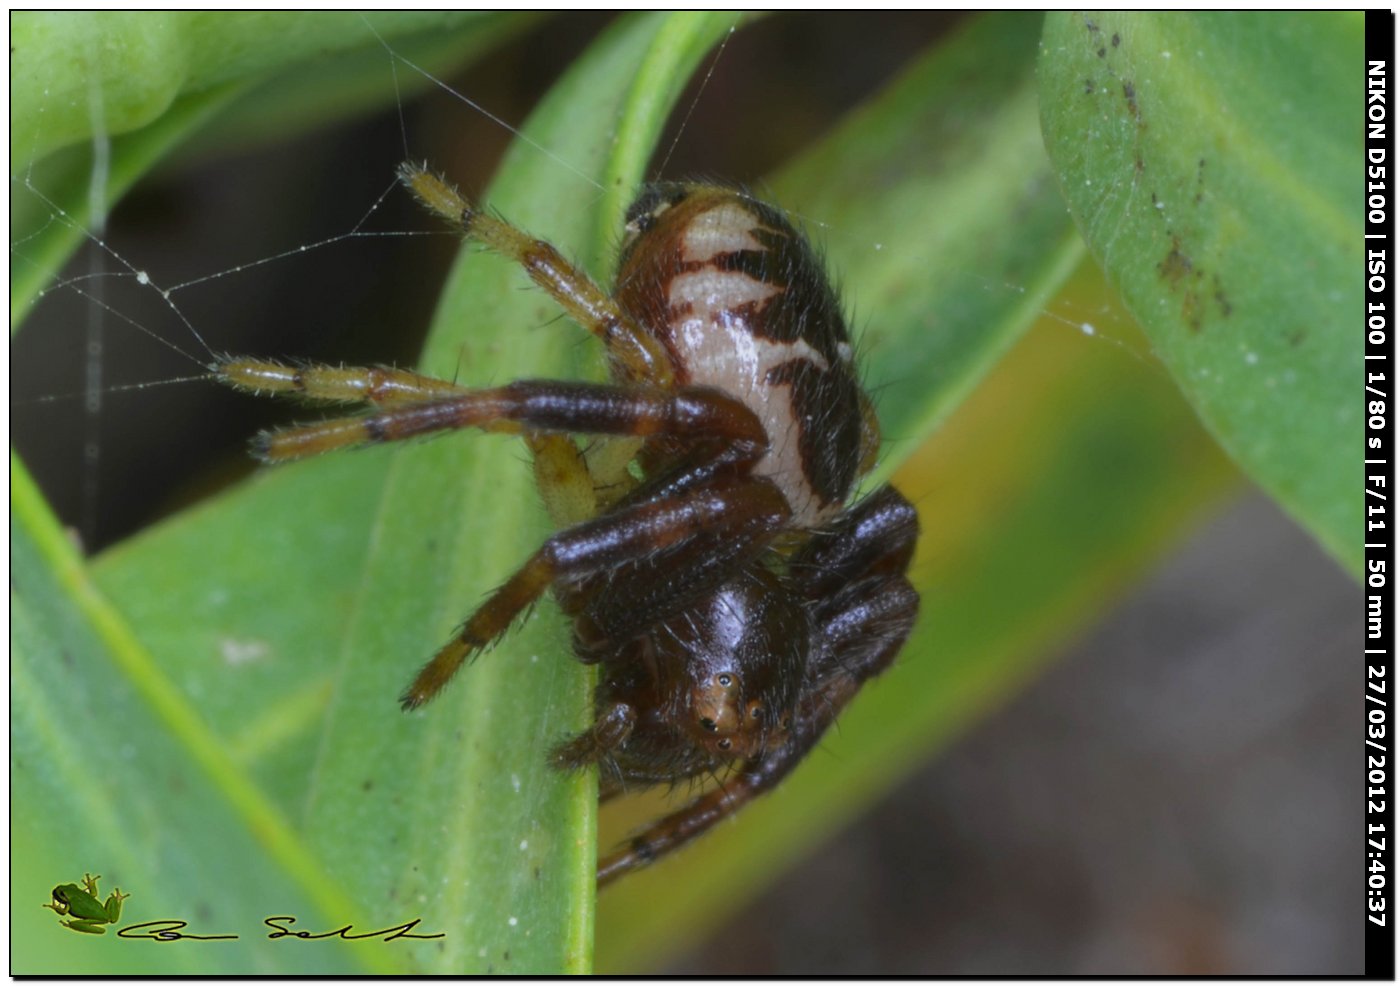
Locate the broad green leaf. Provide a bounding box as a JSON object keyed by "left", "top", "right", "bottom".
{"left": 11, "top": 11, "right": 506, "bottom": 166}
{"left": 1039, "top": 12, "right": 1362, "bottom": 573}
{"left": 12, "top": 455, "right": 388, "bottom": 974}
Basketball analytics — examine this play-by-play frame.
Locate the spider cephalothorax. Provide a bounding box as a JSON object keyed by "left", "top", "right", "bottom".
{"left": 215, "top": 164, "right": 919, "bottom": 883}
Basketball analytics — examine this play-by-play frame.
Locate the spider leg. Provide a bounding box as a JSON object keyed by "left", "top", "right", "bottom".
{"left": 582, "top": 437, "right": 645, "bottom": 511}
{"left": 596, "top": 494, "right": 920, "bottom": 885}
{"left": 214, "top": 357, "right": 467, "bottom": 406}
{"left": 247, "top": 380, "right": 766, "bottom": 464}
{"left": 527, "top": 433, "right": 600, "bottom": 528}
{"left": 220, "top": 360, "right": 642, "bottom": 522}
{"left": 790, "top": 484, "right": 919, "bottom": 600}
{"left": 399, "top": 162, "right": 673, "bottom": 386}
{"left": 551, "top": 701, "right": 637, "bottom": 770}
{"left": 400, "top": 477, "right": 790, "bottom": 709}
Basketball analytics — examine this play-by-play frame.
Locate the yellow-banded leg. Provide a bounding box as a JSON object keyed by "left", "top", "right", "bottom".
{"left": 215, "top": 357, "right": 466, "bottom": 406}
{"left": 528, "top": 433, "right": 599, "bottom": 529}
{"left": 399, "top": 162, "right": 673, "bottom": 388}
{"left": 218, "top": 358, "right": 639, "bottom": 527}
{"left": 239, "top": 379, "right": 768, "bottom": 465}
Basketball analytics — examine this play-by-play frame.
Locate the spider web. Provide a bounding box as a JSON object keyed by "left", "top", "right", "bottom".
{"left": 11, "top": 13, "right": 1146, "bottom": 555}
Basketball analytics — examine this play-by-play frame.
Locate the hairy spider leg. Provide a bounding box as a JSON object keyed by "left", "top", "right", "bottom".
{"left": 398, "top": 162, "right": 674, "bottom": 387}
{"left": 595, "top": 484, "right": 920, "bottom": 885}
{"left": 215, "top": 357, "right": 468, "bottom": 405}
{"left": 791, "top": 484, "right": 920, "bottom": 599}
{"left": 400, "top": 477, "right": 791, "bottom": 709}
{"left": 398, "top": 162, "right": 666, "bottom": 534}
{"left": 243, "top": 380, "right": 767, "bottom": 464}
{"left": 217, "top": 359, "right": 646, "bottom": 517}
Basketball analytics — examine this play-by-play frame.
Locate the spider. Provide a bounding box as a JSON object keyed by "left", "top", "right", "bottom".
{"left": 213, "top": 163, "right": 920, "bottom": 884}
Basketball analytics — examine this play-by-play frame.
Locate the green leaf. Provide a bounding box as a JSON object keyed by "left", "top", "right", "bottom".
{"left": 11, "top": 11, "right": 512, "bottom": 166}
{"left": 1038, "top": 12, "right": 1362, "bottom": 573}
{"left": 13, "top": 453, "right": 388, "bottom": 974}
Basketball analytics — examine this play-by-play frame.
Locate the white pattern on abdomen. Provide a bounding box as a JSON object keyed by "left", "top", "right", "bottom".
{"left": 667, "top": 267, "right": 833, "bottom": 527}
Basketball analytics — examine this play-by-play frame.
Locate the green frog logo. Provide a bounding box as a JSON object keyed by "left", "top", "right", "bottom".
{"left": 44, "top": 873, "right": 129, "bottom": 934}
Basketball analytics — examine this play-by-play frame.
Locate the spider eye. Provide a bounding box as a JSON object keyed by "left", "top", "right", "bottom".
{"left": 717, "top": 738, "right": 732, "bottom": 751}
{"left": 717, "top": 674, "right": 732, "bottom": 688}
{"left": 750, "top": 704, "right": 763, "bottom": 720}
{"left": 699, "top": 717, "right": 717, "bottom": 732}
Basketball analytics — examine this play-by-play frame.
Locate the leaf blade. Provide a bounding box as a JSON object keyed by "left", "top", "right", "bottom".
{"left": 1038, "top": 11, "right": 1362, "bottom": 572}
{"left": 12, "top": 454, "right": 391, "bottom": 974}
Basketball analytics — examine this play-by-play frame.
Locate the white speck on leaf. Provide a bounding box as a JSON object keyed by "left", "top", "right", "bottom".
{"left": 220, "top": 637, "right": 269, "bottom": 666}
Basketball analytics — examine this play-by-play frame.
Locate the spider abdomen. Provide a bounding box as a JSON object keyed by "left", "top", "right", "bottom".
{"left": 616, "top": 183, "right": 877, "bottom": 527}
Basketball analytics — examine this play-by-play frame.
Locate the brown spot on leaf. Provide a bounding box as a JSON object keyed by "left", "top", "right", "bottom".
{"left": 1123, "top": 81, "right": 1139, "bottom": 120}
{"left": 1287, "top": 328, "right": 1307, "bottom": 348}
{"left": 1085, "top": 78, "right": 1095, "bottom": 94}
{"left": 1212, "top": 274, "right": 1232, "bottom": 317}
{"left": 1158, "top": 236, "right": 1210, "bottom": 331}
{"left": 1159, "top": 237, "right": 1194, "bottom": 286}
{"left": 1098, "top": 46, "right": 1107, "bottom": 58}
{"left": 1112, "top": 32, "right": 1121, "bottom": 47}
{"left": 1086, "top": 18, "right": 1100, "bottom": 32}
{"left": 1182, "top": 290, "right": 1204, "bottom": 332}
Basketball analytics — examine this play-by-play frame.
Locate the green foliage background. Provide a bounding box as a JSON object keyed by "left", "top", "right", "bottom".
{"left": 11, "top": 11, "right": 1357, "bottom": 974}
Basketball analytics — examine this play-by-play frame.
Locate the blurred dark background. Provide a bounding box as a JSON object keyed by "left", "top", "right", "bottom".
{"left": 11, "top": 13, "right": 1361, "bottom": 974}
